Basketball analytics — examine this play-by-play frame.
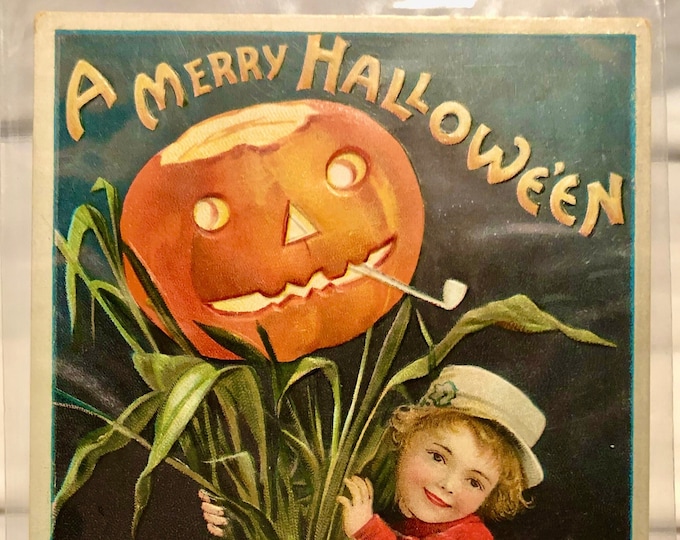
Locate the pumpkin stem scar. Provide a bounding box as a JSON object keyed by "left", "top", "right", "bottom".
{"left": 160, "top": 102, "right": 318, "bottom": 165}
{"left": 348, "top": 264, "right": 468, "bottom": 310}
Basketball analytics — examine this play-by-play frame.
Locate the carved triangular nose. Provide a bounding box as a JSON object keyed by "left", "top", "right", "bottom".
{"left": 284, "top": 203, "right": 318, "bottom": 245}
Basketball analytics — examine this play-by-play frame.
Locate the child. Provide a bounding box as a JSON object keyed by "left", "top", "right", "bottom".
{"left": 337, "top": 364, "right": 545, "bottom": 540}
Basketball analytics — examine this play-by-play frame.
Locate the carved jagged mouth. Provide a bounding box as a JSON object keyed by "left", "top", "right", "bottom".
{"left": 209, "top": 243, "right": 393, "bottom": 314}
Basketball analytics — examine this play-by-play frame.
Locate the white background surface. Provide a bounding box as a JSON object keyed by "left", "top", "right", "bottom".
{"left": 1, "top": 1, "right": 677, "bottom": 539}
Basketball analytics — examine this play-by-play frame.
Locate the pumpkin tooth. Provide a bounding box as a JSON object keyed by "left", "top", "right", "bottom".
{"left": 209, "top": 242, "right": 393, "bottom": 313}
{"left": 365, "top": 243, "right": 391, "bottom": 267}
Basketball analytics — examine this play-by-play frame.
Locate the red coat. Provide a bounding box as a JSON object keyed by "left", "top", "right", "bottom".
{"left": 353, "top": 513, "right": 493, "bottom": 540}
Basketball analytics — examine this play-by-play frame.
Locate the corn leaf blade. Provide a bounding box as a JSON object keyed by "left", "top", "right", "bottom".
{"left": 197, "top": 322, "right": 269, "bottom": 364}
{"left": 385, "top": 294, "right": 615, "bottom": 397}
{"left": 91, "top": 177, "right": 122, "bottom": 263}
{"left": 213, "top": 451, "right": 260, "bottom": 508}
{"left": 132, "top": 362, "right": 244, "bottom": 534}
{"left": 122, "top": 245, "right": 197, "bottom": 355}
{"left": 52, "top": 391, "right": 162, "bottom": 521}
{"left": 132, "top": 352, "right": 203, "bottom": 392}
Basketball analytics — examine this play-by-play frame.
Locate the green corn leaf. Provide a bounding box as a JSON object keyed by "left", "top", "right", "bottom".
{"left": 212, "top": 382, "right": 244, "bottom": 452}
{"left": 214, "top": 410, "right": 231, "bottom": 459}
{"left": 276, "top": 357, "right": 341, "bottom": 415}
{"left": 351, "top": 417, "right": 394, "bottom": 479}
{"left": 213, "top": 367, "right": 267, "bottom": 454}
{"left": 189, "top": 415, "right": 207, "bottom": 461}
{"left": 337, "top": 328, "right": 372, "bottom": 461}
{"left": 359, "top": 430, "right": 397, "bottom": 513}
{"left": 90, "top": 178, "right": 161, "bottom": 353}
{"left": 59, "top": 227, "right": 82, "bottom": 333}
{"left": 92, "top": 280, "right": 148, "bottom": 344}
{"left": 198, "top": 402, "right": 220, "bottom": 487}
{"left": 256, "top": 323, "right": 279, "bottom": 364}
{"left": 313, "top": 301, "right": 411, "bottom": 539}
{"left": 133, "top": 363, "right": 217, "bottom": 528}
{"left": 212, "top": 386, "right": 260, "bottom": 509}
{"left": 89, "top": 279, "right": 124, "bottom": 302}
{"left": 178, "top": 430, "right": 203, "bottom": 474}
{"left": 305, "top": 385, "right": 325, "bottom": 462}
{"left": 132, "top": 353, "right": 203, "bottom": 392}
{"left": 52, "top": 391, "right": 163, "bottom": 521}
{"left": 416, "top": 309, "right": 438, "bottom": 373}
{"left": 214, "top": 364, "right": 279, "bottom": 518}
{"left": 91, "top": 178, "right": 122, "bottom": 264}
{"left": 212, "top": 451, "right": 260, "bottom": 508}
{"left": 132, "top": 362, "right": 245, "bottom": 535}
{"left": 275, "top": 459, "right": 301, "bottom": 540}
{"left": 282, "top": 394, "right": 310, "bottom": 446}
{"left": 196, "top": 325, "right": 281, "bottom": 454}
{"left": 281, "top": 429, "right": 320, "bottom": 484}
{"left": 199, "top": 488, "right": 279, "bottom": 540}
{"left": 53, "top": 388, "right": 111, "bottom": 421}
{"left": 122, "top": 245, "right": 198, "bottom": 356}
{"left": 256, "top": 323, "right": 284, "bottom": 402}
{"left": 213, "top": 369, "right": 270, "bottom": 499}
{"left": 199, "top": 322, "right": 281, "bottom": 507}
{"left": 197, "top": 322, "right": 269, "bottom": 364}
{"left": 57, "top": 179, "right": 159, "bottom": 354}
{"left": 56, "top": 233, "right": 143, "bottom": 352}
{"left": 415, "top": 309, "right": 434, "bottom": 348}
{"left": 308, "top": 330, "right": 373, "bottom": 538}
{"left": 364, "top": 299, "right": 412, "bottom": 401}
{"left": 436, "top": 293, "right": 616, "bottom": 350}
{"left": 63, "top": 205, "right": 121, "bottom": 327}
{"left": 276, "top": 356, "right": 342, "bottom": 453}
{"left": 219, "top": 492, "right": 281, "bottom": 540}
{"left": 383, "top": 294, "right": 615, "bottom": 396}
{"left": 66, "top": 203, "right": 118, "bottom": 272}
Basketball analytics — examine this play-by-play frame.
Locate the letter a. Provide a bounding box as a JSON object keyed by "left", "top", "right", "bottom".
{"left": 66, "top": 60, "right": 117, "bottom": 141}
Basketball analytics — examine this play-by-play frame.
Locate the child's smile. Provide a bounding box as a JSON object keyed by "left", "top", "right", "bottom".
{"left": 396, "top": 425, "right": 501, "bottom": 523}
{"left": 423, "top": 488, "right": 451, "bottom": 508}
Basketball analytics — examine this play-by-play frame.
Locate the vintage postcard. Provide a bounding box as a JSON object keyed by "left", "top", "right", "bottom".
{"left": 32, "top": 13, "right": 651, "bottom": 540}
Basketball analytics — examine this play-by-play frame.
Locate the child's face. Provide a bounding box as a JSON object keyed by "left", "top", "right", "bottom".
{"left": 396, "top": 424, "right": 500, "bottom": 523}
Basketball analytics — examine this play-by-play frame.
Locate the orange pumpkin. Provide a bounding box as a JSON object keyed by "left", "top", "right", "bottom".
{"left": 121, "top": 100, "right": 424, "bottom": 361}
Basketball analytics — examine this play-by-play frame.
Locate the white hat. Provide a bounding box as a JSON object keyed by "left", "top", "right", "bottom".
{"left": 418, "top": 365, "right": 545, "bottom": 488}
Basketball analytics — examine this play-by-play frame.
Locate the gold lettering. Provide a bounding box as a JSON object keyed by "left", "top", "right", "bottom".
{"left": 579, "top": 173, "right": 625, "bottom": 236}
{"left": 183, "top": 58, "right": 212, "bottom": 97}
{"left": 339, "top": 55, "right": 381, "bottom": 103}
{"left": 66, "top": 60, "right": 117, "bottom": 141}
{"left": 467, "top": 124, "right": 531, "bottom": 184}
{"left": 134, "top": 63, "right": 186, "bottom": 131}
{"left": 517, "top": 167, "right": 548, "bottom": 216}
{"left": 380, "top": 69, "right": 411, "bottom": 121}
{"left": 207, "top": 52, "right": 238, "bottom": 87}
{"left": 550, "top": 174, "right": 579, "bottom": 227}
{"left": 297, "top": 34, "right": 350, "bottom": 93}
{"left": 405, "top": 72, "right": 431, "bottom": 114}
{"left": 236, "top": 47, "right": 263, "bottom": 82}
{"left": 263, "top": 45, "right": 288, "bottom": 80}
{"left": 429, "top": 101, "right": 472, "bottom": 145}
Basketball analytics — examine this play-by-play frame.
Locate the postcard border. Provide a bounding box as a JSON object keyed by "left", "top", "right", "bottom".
{"left": 31, "top": 13, "right": 652, "bottom": 540}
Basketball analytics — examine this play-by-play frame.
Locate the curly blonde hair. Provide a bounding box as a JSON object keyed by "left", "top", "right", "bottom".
{"left": 390, "top": 406, "right": 532, "bottom": 521}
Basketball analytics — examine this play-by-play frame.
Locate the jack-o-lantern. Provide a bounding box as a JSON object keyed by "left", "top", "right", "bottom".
{"left": 121, "top": 100, "right": 424, "bottom": 361}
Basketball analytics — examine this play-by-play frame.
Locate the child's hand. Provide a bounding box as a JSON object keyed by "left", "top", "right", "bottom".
{"left": 198, "top": 489, "right": 228, "bottom": 537}
{"left": 336, "top": 476, "right": 375, "bottom": 538}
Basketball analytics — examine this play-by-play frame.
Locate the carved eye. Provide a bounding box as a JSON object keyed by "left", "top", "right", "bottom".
{"left": 326, "top": 151, "right": 367, "bottom": 190}
{"left": 194, "top": 197, "right": 230, "bottom": 231}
